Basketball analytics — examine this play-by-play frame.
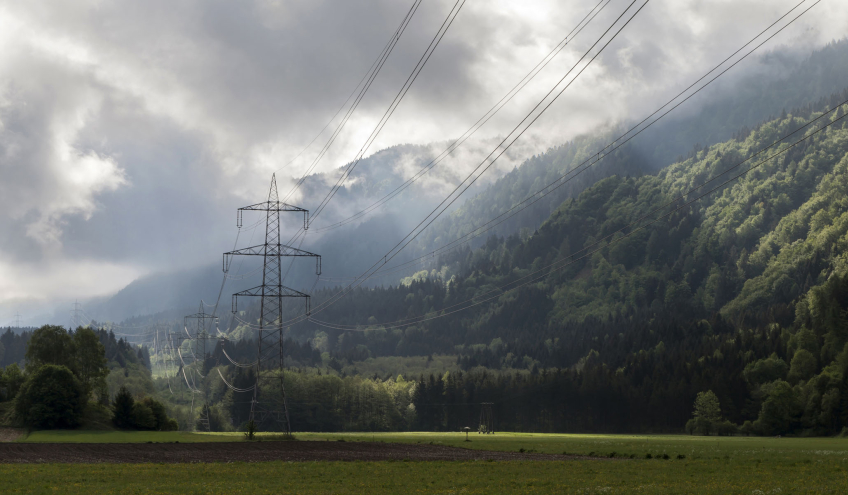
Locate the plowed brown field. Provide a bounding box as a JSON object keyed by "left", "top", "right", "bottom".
{"left": 0, "top": 441, "right": 597, "bottom": 464}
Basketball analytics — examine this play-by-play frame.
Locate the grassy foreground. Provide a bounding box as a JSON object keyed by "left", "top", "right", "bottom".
{"left": 0, "top": 457, "right": 845, "bottom": 494}
{"left": 8, "top": 431, "right": 848, "bottom": 493}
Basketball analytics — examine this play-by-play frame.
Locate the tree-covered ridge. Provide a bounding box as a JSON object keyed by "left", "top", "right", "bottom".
{"left": 523, "top": 95, "right": 848, "bottom": 326}
{"left": 408, "top": 40, "right": 848, "bottom": 259}
{"left": 274, "top": 93, "right": 848, "bottom": 340}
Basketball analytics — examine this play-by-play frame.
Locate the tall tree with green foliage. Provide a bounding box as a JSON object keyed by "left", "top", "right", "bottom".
{"left": 72, "top": 327, "right": 109, "bottom": 396}
{"left": 112, "top": 386, "right": 135, "bottom": 429}
{"left": 687, "top": 390, "right": 722, "bottom": 435}
{"left": 25, "top": 325, "right": 76, "bottom": 373}
{"left": 14, "top": 364, "right": 85, "bottom": 429}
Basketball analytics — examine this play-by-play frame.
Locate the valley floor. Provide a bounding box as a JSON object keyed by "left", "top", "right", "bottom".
{"left": 3, "top": 432, "right": 847, "bottom": 493}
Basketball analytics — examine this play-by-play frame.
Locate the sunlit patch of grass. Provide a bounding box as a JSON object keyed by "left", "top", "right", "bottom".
{"left": 19, "top": 430, "right": 240, "bottom": 443}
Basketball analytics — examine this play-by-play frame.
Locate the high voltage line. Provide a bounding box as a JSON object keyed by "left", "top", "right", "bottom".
{"left": 182, "top": 1, "right": 828, "bottom": 416}
{"left": 278, "top": 0, "right": 423, "bottom": 203}
{"left": 307, "top": 101, "right": 848, "bottom": 330}
{"left": 204, "top": 0, "right": 472, "bottom": 348}
{"left": 295, "top": 0, "right": 652, "bottom": 325}
{"left": 247, "top": 0, "right": 822, "bottom": 331}
{"left": 202, "top": 0, "right": 456, "bottom": 341}
{"left": 335, "top": 0, "right": 819, "bottom": 282}
{"left": 309, "top": 0, "right": 468, "bottom": 224}
{"left": 220, "top": 0, "right": 650, "bottom": 331}
{"left": 308, "top": 0, "right": 613, "bottom": 234}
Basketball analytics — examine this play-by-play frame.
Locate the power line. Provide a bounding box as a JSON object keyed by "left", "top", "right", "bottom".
{"left": 217, "top": 0, "right": 648, "bottom": 332}
{"left": 337, "top": 0, "right": 818, "bottom": 283}
{"left": 301, "top": 0, "right": 650, "bottom": 323}
{"left": 309, "top": 0, "right": 468, "bottom": 224}
{"left": 308, "top": 100, "right": 848, "bottom": 331}
{"left": 279, "top": 0, "right": 423, "bottom": 203}
{"left": 232, "top": 0, "right": 470, "bottom": 334}
{"left": 309, "top": 0, "right": 612, "bottom": 233}
{"left": 201, "top": 0, "right": 425, "bottom": 342}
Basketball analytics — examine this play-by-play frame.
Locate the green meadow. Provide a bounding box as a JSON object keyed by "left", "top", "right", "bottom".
{"left": 6, "top": 431, "right": 847, "bottom": 493}
{"left": 0, "top": 456, "right": 844, "bottom": 494}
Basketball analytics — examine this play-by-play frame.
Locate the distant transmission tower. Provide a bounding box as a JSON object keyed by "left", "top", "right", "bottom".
{"left": 70, "top": 300, "right": 82, "bottom": 328}
{"left": 184, "top": 301, "right": 219, "bottom": 431}
{"left": 13, "top": 312, "right": 22, "bottom": 329}
{"left": 225, "top": 174, "right": 321, "bottom": 434}
{"left": 479, "top": 402, "right": 495, "bottom": 434}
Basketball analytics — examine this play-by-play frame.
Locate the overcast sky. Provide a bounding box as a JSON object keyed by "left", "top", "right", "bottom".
{"left": 1, "top": 0, "right": 846, "bottom": 324}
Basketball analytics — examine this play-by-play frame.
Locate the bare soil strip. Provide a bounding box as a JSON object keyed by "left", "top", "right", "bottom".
{"left": 0, "top": 441, "right": 596, "bottom": 464}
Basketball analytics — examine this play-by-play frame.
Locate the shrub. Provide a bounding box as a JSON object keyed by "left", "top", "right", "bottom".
{"left": 140, "top": 397, "right": 174, "bottom": 431}
{"left": 716, "top": 420, "right": 738, "bottom": 436}
{"left": 131, "top": 402, "right": 156, "bottom": 430}
{"left": 1, "top": 363, "right": 24, "bottom": 401}
{"left": 112, "top": 386, "right": 135, "bottom": 429}
{"left": 15, "top": 365, "right": 85, "bottom": 429}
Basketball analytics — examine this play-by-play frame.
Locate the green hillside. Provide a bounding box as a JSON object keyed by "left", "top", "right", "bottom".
{"left": 214, "top": 90, "right": 848, "bottom": 435}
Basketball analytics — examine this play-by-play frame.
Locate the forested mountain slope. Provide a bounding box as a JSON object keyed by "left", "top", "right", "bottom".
{"left": 408, "top": 40, "right": 848, "bottom": 259}
{"left": 226, "top": 91, "right": 848, "bottom": 434}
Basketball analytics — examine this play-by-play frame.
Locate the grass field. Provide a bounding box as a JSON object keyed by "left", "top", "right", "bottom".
{"left": 20, "top": 430, "right": 241, "bottom": 443}
{"left": 8, "top": 431, "right": 848, "bottom": 493}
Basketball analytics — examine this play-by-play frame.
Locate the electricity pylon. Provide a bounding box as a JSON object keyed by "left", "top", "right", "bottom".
{"left": 184, "top": 301, "right": 218, "bottom": 431}
{"left": 479, "top": 402, "right": 495, "bottom": 434}
{"left": 13, "top": 312, "right": 22, "bottom": 329}
{"left": 70, "top": 300, "right": 82, "bottom": 328}
{"left": 224, "top": 174, "right": 321, "bottom": 434}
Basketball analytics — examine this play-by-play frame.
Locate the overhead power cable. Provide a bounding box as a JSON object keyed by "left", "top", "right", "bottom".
{"left": 308, "top": 100, "right": 848, "bottom": 331}
{"left": 278, "top": 0, "right": 423, "bottom": 203}
{"left": 222, "top": 347, "right": 258, "bottom": 368}
{"left": 309, "top": 0, "right": 612, "bottom": 233}
{"left": 320, "top": 0, "right": 820, "bottom": 285}
{"left": 300, "top": 0, "right": 650, "bottom": 323}
{"left": 217, "top": 368, "right": 256, "bottom": 393}
{"left": 228, "top": 0, "right": 648, "bottom": 331}
{"left": 202, "top": 0, "right": 425, "bottom": 341}
{"left": 308, "top": 0, "right": 468, "bottom": 225}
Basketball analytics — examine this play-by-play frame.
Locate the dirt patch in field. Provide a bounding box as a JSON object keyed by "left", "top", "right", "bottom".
{"left": 0, "top": 441, "right": 601, "bottom": 464}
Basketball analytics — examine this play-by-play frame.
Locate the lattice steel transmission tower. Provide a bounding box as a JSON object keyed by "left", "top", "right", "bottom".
{"left": 13, "top": 312, "right": 22, "bottom": 329}
{"left": 224, "top": 174, "right": 321, "bottom": 434}
{"left": 479, "top": 402, "right": 495, "bottom": 434}
{"left": 70, "top": 300, "right": 83, "bottom": 328}
{"left": 184, "top": 301, "right": 219, "bottom": 431}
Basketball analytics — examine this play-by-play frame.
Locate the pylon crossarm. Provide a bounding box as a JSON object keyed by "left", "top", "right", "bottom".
{"left": 226, "top": 244, "right": 319, "bottom": 257}
{"left": 237, "top": 203, "right": 308, "bottom": 230}
{"left": 231, "top": 285, "right": 311, "bottom": 313}
{"left": 238, "top": 201, "right": 307, "bottom": 213}
{"left": 224, "top": 245, "right": 321, "bottom": 274}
